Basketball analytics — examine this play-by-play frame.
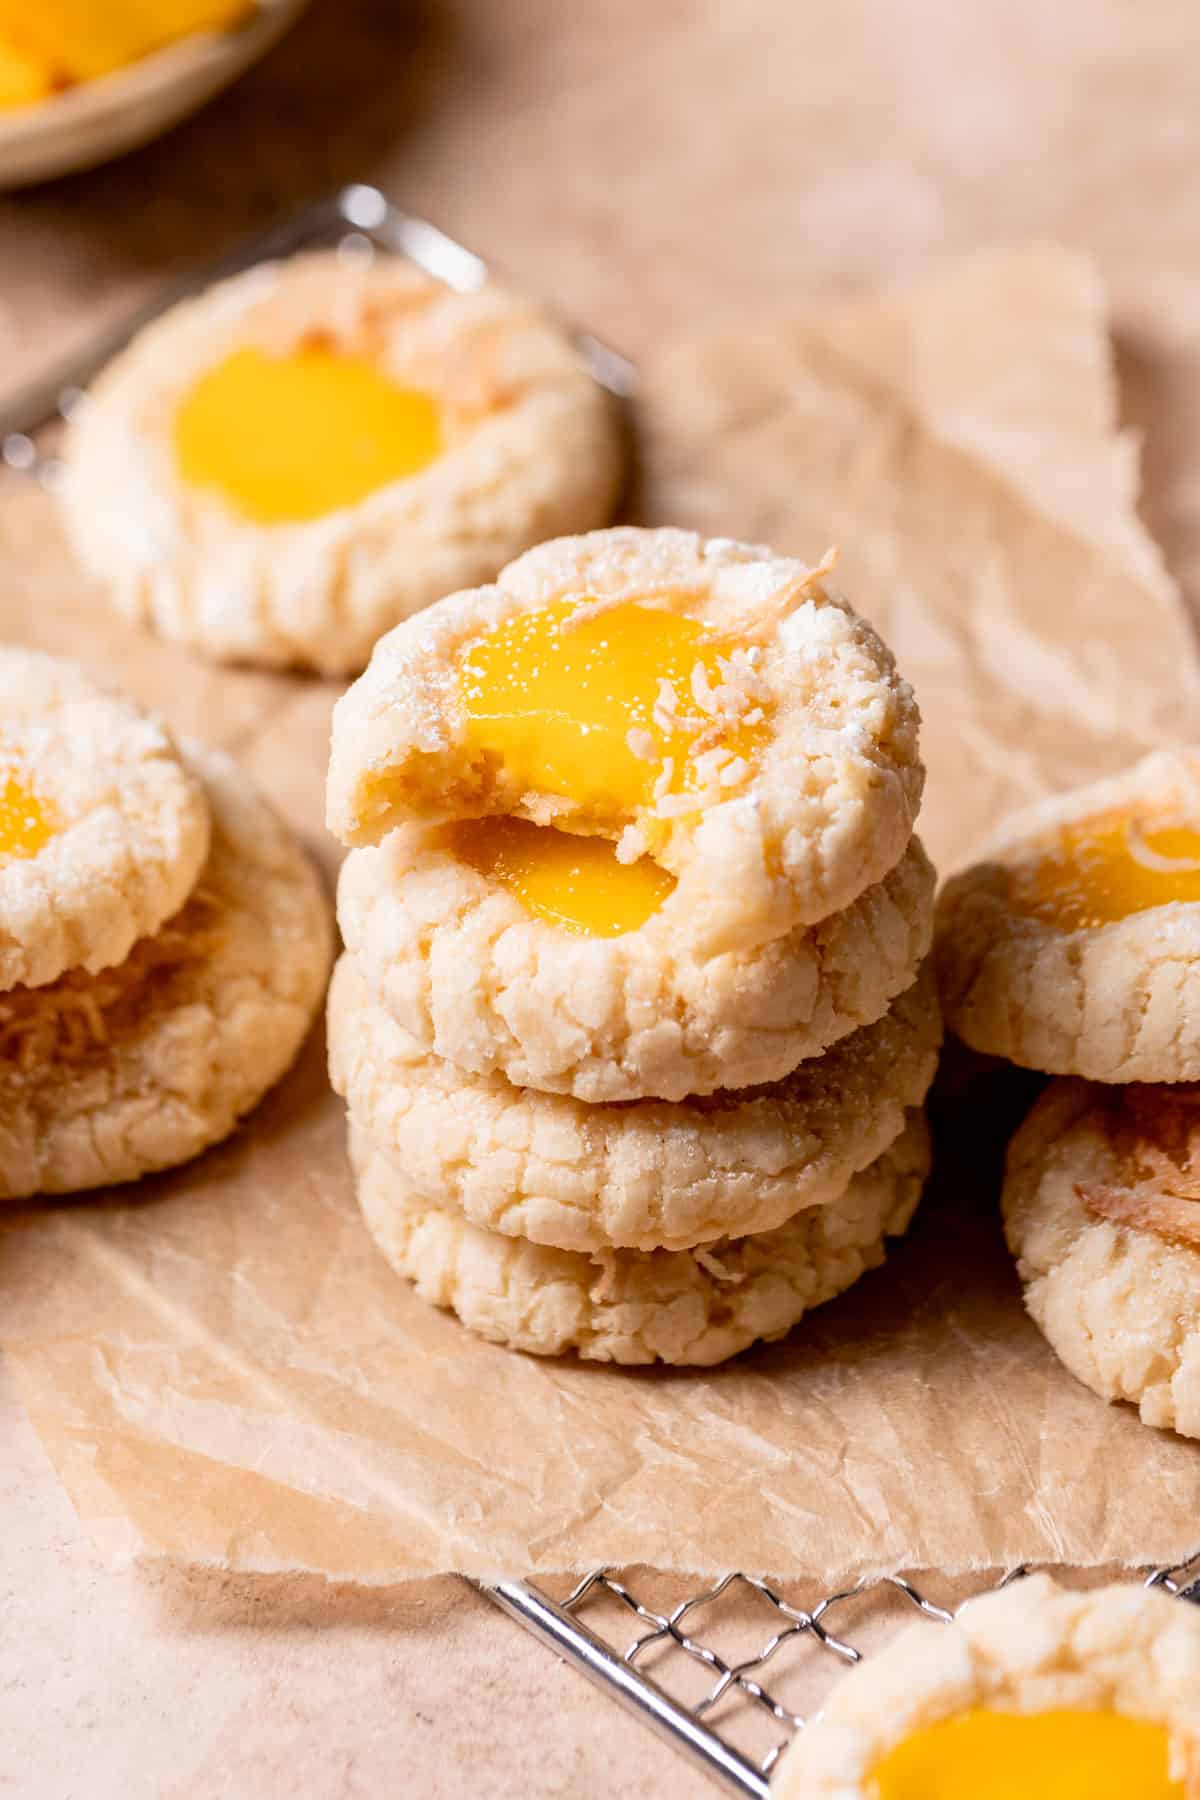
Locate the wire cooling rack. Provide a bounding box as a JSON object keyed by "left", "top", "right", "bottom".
{"left": 7, "top": 187, "right": 1198, "bottom": 1799}
{"left": 476, "top": 1554, "right": 1200, "bottom": 1794}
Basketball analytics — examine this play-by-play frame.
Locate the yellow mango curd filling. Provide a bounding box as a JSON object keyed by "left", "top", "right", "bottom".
{"left": 0, "top": 1, "right": 253, "bottom": 106}
{"left": 173, "top": 348, "right": 443, "bottom": 524}
{"left": 453, "top": 598, "right": 769, "bottom": 935}
{"left": 1009, "top": 808, "right": 1200, "bottom": 932}
{"left": 458, "top": 598, "right": 768, "bottom": 830}
{"left": 0, "top": 36, "right": 53, "bottom": 106}
{"left": 449, "top": 816, "right": 676, "bottom": 938}
{"left": 0, "top": 769, "right": 55, "bottom": 861}
{"left": 869, "top": 1708, "right": 1183, "bottom": 1800}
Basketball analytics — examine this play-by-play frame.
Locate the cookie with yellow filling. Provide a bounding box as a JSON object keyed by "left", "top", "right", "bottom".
{"left": 58, "top": 252, "right": 622, "bottom": 675}
{"left": 338, "top": 822, "right": 934, "bottom": 1102}
{"left": 0, "top": 746, "right": 332, "bottom": 1199}
{"left": 328, "top": 528, "right": 924, "bottom": 953}
{"left": 1003, "top": 1077, "right": 1200, "bottom": 1438}
{"left": 0, "top": 647, "right": 210, "bottom": 991}
{"left": 329, "top": 956, "right": 940, "bottom": 1253}
{"left": 936, "top": 752, "right": 1200, "bottom": 1083}
{"left": 772, "top": 1573, "right": 1200, "bottom": 1799}
{"left": 349, "top": 1111, "right": 929, "bottom": 1365}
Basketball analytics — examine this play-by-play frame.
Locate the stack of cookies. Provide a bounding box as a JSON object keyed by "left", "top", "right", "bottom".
{"left": 0, "top": 647, "right": 332, "bottom": 1200}
{"left": 936, "top": 752, "right": 1200, "bottom": 1438}
{"left": 327, "top": 527, "right": 941, "bottom": 1365}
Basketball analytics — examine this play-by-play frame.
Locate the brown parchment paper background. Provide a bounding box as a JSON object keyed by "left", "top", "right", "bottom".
{"left": 2, "top": 245, "right": 1200, "bottom": 1584}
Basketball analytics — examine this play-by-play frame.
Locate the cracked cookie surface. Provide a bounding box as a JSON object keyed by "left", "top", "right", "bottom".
{"left": 0, "top": 745, "right": 332, "bottom": 1198}
{"left": 773, "top": 1574, "right": 1200, "bottom": 1799}
{"left": 1003, "top": 1077, "right": 1200, "bottom": 1438}
{"left": 337, "top": 827, "right": 934, "bottom": 1101}
{"left": 350, "top": 1112, "right": 929, "bottom": 1365}
{"left": 328, "top": 528, "right": 924, "bottom": 951}
{"left": 329, "top": 955, "right": 941, "bottom": 1253}
{"left": 58, "top": 252, "right": 622, "bottom": 675}
{"left": 0, "top": 647, "right": 210, "bottom": 991}
{"left": 937, "top": 752, "right": 1200, "bottom": 1082}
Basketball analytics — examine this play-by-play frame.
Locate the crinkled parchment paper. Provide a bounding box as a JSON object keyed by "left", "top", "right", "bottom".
{"left": 2, "top": 246, "right": 1199, "bottom": 1583}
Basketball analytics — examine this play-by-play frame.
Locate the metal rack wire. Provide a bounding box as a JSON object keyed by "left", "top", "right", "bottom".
{"left": 478, "top": 1553, "right": 1200, "bottom": 1794}
{"left": 0, "top": 182, "right": 636, "bottom": 478}
{"left": 6, "top": 183, "right": 1198, "bottom": 1799}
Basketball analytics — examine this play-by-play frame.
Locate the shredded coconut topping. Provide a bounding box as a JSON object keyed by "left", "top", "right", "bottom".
{"left": 692, "top": 1247, "right": 746, "bottom": 1285}
{"left": 707, "top": 545, "right": 841, "bottom": 647}
{"left": 591, "top": 1251, "right": 621, "bottom": 1302}
{"left": 1081, "top": 1088, "right": 1200, "bottom": 1252}
{"left": 614, "top": 822, "right": 649, "bottom": 865}
{"left": 690, "top": 661, "right": 718, "bottom": 715}
{"left": 0, "top": 887, "right": 222, "bottom": 1072}
{"left": 652, "top": 757, "right": 677, "bottom": 808}
{"left": 556, "top": 591, "right": 637, "bottom": 633}
{"left": 652, "top": 678, "right": 687, "bottom": 735}
{"left": 1125, "top": 815, "right": 1200, "bottom": 874}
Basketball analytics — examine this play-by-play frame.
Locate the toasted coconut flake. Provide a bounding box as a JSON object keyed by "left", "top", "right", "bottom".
{"left": 652, "top": 678, "right": 686, "bottom": 735}
{"left": 0, "top": 887, "right": 222, "bottom": 1072}
{"left": 591, "top": 1251, "right": 620, "bottom": 1302}
{"left": 1081, "top": 1087, "right": 1200, "bottom": 1252}
{"left": 1124, "top": 815, "right": 1200, "bottom": 874}
{"left": 692, "top": 1247, "right": 746, "bottom": 1285}
{"left": 556, "top": 591, "right": 633, "bottom": 633}
{"left": 690, "top": 660, "right": 718, "bottom": 715}
{"left": 707, "top": 546, "right": 841, "bottom": 647}
{"left": 1079, "top": 1179, "right": 1200, "bottom": 1253}
{"left": 655, "top": 790, "right": 708, "bottom": 820}
{"left": 651, "top": 756, "right": 676, "bottom": 808}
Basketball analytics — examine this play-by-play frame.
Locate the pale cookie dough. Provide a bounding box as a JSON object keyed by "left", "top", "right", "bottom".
{"left": 772, "top": 1574, "right": 1200, "bottom": 1798}
{"left": 327, "top": 528, "right": 924, "bottom": 950}
{"left": 339, "top": 827, "right": 934, "bottom": 1101}
{"left": 0, "top": 648, "right": 210, "bottom": 991}
{"left": 1003, "top": 1077, "right": 1200, "bottom": 1438}
{"left": 58, "top": 252, "right": 622, "bottom": 675}
{"left": 350, "top": 1112, "right": 929, "bottom": 1365}
{"left": 937, "top": 751, "right": 1200, "bottom": 1082}
{"left": 329, "top": 956, "right": 941, "bottom": 1253}
{"left": 0, "top": 746, "right": 332, "bottom": 1198}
